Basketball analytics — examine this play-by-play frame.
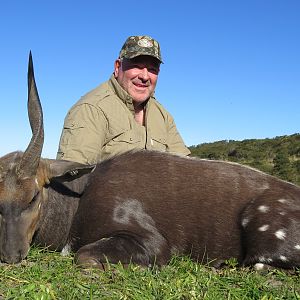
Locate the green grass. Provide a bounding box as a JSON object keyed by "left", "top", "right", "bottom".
{"left": 0, "top": 247, "right": 300, "bottom": 299}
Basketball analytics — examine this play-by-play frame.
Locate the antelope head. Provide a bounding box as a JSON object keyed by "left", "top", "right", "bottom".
{"left": 0, "top": 53, "right": 94, "bottom": 263}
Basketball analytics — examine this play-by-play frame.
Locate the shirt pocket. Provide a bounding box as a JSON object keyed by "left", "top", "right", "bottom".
{"left": 111, "top": 130, "right": 141, "bottom": 144}
{"left": 63, "top": 119, "right": 84, "bottom": 131}
{"left": 102, "top": 130, "right": 142, "bottom": 160}
{"left": 59, "top": 119, "right": 85, "bottom": 145}
{"left": 150, "top": 135, "right": 167, "bottom": 151}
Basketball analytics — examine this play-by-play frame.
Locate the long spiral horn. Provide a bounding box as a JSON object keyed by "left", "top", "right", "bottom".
{"left": 17, "top": 52, "right": 44, "bottom": 178}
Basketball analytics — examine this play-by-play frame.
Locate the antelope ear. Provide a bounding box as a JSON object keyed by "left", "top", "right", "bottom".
{"left": 47, "top": 159, "right": 95, "bottom": 181}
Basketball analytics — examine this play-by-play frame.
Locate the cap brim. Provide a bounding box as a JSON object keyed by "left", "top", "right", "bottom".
{"left": 122, "top": 52, "right": 163, "bottom": 63}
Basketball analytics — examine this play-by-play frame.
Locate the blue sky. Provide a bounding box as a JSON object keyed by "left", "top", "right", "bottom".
{"left": 0, "top": 1, "right": 299, "bottom": 158}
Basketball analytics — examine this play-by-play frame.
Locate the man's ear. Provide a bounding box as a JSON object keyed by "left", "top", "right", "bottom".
{"left": 114, "top": 59, "right": 121, "bottom": 77}
{"left": 48, "top": 159, "right": 95, "bottom": 182}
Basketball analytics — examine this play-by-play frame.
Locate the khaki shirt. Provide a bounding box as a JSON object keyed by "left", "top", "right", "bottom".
{"left": 57, "top": 75, "right": 190, "bottom": 164}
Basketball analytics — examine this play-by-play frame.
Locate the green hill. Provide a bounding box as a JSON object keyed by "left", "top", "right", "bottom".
{"left": 189, "top": 133, "right": 300, "bottom": 185}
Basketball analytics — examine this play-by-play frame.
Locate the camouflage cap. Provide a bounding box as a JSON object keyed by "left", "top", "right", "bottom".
{"left": 119, "top": 35, "right": 163, "bottom": 63}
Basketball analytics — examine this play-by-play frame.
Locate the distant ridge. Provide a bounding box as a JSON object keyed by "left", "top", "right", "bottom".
{"left": 189, "top": 133, "right": 300, "bottom": 185}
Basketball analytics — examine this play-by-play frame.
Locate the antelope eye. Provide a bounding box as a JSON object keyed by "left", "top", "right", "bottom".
{"left": 27, "top": 190, "right": 40, "bottom": 209}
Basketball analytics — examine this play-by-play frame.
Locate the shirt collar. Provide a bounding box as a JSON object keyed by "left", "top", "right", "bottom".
{"left": 108, "top": 74, "right": 135, "bottom": 114}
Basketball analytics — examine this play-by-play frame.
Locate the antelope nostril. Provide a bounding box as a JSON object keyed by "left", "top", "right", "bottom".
{"left": 0, "top": 248, "right": 25, "bottom": 264}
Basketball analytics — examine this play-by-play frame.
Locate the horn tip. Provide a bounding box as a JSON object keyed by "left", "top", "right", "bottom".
{"left": 28, "top": 51, "right": 33, "bottom": 73}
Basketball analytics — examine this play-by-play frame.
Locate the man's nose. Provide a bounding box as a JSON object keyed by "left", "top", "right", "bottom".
{"left": 139, "top": 68, "right": 150, "bottom": 80}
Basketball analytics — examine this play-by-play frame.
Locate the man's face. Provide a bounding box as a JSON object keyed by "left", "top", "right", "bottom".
{"left": 114, "top": 55, "right": 160, "bottom": 105}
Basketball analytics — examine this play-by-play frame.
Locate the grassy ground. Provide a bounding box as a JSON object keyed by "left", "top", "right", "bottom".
{"left": 0, "top": 247, "right": 299, "bottom": 299}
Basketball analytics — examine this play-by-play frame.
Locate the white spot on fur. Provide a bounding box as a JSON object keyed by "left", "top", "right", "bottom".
{"left": 61, "top": 243, "right": 71, "bottom": 256}
{"left": 254, "top": 263, "right": 265, "bottom": 270}
{"left": 259, "top": 256, "right": 273, "bottom": 263}
{"left": 35, "top": 178, "right": 39, "bottom": 187}
{"left": 100, "top": 237, "right": 112, "bottom": 242}
{"left": 295, "top": 244, "right": 300, "bottom": 250}
{"left": 279, "top": 211, "right": 286, "bottom": 216}
{"left": 279, "top": 255, "right": 287, "bottom": 261}
{"left": 275, "top": 229, "right": 286, "bottom": 240}
{"left": 241, "top": 218, "right": 250, "bottom": 228}
{"left": 113, "top": 198, "right": 165, "bottom": 255}
{"left": 258, "top": 224, "right": 269, "bottom": 232}
{"left": 261, "top": 183, "right": 270, "bottom": 190}
{"left": 258, "top": 205, "right": 269, "bottom": 213}
{"left": 278, "top": 198, "right": 288, "bottom": 204}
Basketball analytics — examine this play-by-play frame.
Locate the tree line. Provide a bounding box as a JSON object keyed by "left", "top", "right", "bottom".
{"left": 189, "top": 133, "right": 300, "bottom": 186}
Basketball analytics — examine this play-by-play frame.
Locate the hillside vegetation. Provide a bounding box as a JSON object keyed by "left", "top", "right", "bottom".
{"left": 189, "top": 133, "right": 300, "bottom": 186}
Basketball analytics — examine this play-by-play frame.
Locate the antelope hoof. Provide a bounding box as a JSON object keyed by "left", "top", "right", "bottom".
{"left": 75, "top": 253, "right": 107, "bottom": 270}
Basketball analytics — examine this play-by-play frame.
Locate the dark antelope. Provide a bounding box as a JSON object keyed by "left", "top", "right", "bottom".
{"left": 1, "top": 54, "right": 300, "bottom": 271}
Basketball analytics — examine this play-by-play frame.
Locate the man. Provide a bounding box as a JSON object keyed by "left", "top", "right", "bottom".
{"left": 57, "top": 35, "right": 190, "bottom": 164}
